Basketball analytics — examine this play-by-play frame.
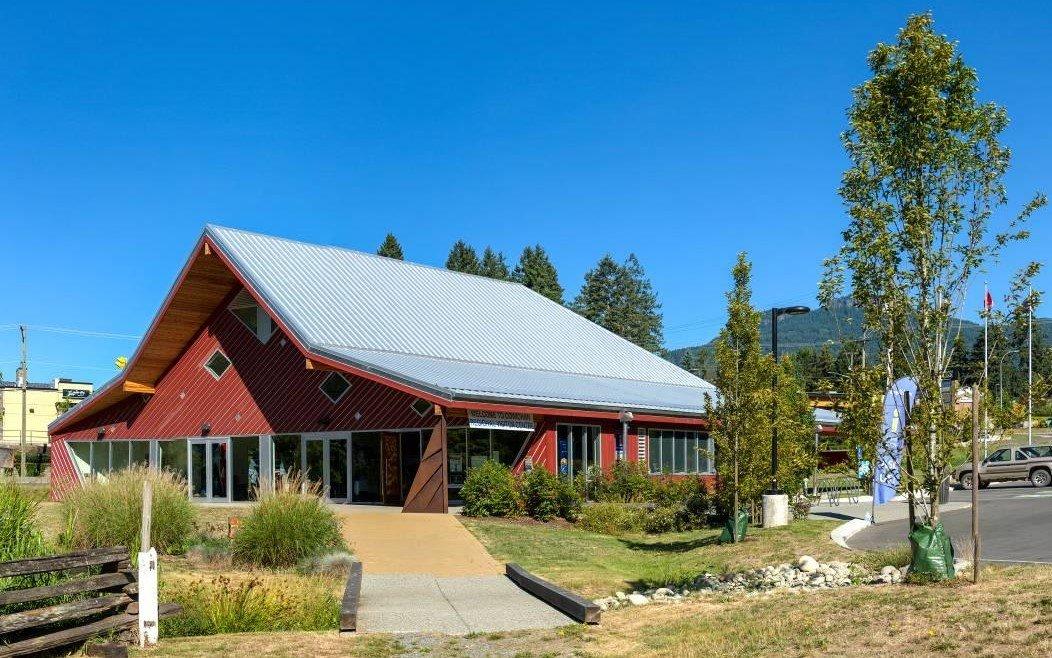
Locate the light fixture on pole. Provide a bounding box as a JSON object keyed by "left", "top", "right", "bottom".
{"left": 763, "top": 305, "right": 810, "bottom": 529}
{"left": 618, "top": 410, "right": 634, "bottom": 461}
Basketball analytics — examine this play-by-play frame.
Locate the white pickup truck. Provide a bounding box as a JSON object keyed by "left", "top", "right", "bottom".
{"left": 955, "top": 445, "right": 1052, "bottom": 489}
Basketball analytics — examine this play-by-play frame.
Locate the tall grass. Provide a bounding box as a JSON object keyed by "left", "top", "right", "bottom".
{"left": 0, "top": 483, "right": 47, "bottom": 562}
{"left": 231, "top": 474, "right": 345, "bottom": 569}
{"left": 60, "top": 466, "right": 196, "bottom": 555}
{"left": 159, "top": 573, "right": 340, "bottom": 637}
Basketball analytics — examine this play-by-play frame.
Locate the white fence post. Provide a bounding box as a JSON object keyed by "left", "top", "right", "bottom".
{"left": 138, "top": 480, "right": 159, "bottom": 647}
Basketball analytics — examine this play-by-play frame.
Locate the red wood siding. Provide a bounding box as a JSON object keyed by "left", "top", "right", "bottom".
{"left": 52, "top": 305, "right": 437, "bottom": 442}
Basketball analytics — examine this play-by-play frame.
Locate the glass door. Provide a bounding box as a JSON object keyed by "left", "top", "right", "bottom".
{"left": 302, "top": 436, "right": 349, "bottom": 502}
{"left": 188, "top": 438, "right": 230, "bottom": 502}
{"left": 557, "top": 425, "right": 600, "bottom": 480}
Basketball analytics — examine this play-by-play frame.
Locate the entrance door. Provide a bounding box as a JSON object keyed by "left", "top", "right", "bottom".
{"left": 189, "top": 438, "right": 230, "bottom": 502}
{"left": 303, "top": 437, "right": 349, "bottom": 502}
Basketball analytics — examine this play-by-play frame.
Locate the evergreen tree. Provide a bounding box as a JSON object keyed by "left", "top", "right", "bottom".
{"left": 445, "top": 240, "right": 480, "bottom": 275}
{"left": 679, "top": 350, "right": 697, "bottom": 374}
{"left": 479, "top": 247, "right": 510, "bottom": 280}
{"left": 512, "top": 245, "right": 564, "bottom": 304}
{"left": 376, "top": 233, "right": 405, "bottom": 260}
{"left": 572, "top": 254, "right": 663, "bottom": 353}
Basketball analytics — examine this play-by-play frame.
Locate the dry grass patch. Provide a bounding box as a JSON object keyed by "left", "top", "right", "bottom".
{"left": 584, "top": 565, "right": 1052, "bottom": 657}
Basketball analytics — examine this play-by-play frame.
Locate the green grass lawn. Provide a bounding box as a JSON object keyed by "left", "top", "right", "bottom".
{"left": 460, "top": 516, "right": 855, "bottom": 598}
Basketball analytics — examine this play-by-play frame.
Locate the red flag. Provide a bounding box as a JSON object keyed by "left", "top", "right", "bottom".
{"left": 985, "top": 290, "right": 994, "bottom": 310}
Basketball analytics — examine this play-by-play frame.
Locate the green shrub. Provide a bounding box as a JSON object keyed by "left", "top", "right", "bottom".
{"left": 60, "top": 466, "right": 195, "bottom": 555}
{"left": 462, "top": 460, "right": 520, "bottom": 517}
{"left": 231, "top": 476, "right": 344, "bottom": 568}
{"left": 643, "top": 505, "right": 680, "bottom": 534}
{"left": 577, "top": 502, "right": 645, "bottom": 535}
{"left": 556, "top": 477, "right": 583, "bottom": 522}
{"left": 159, "top": 574, "right": 339, "bottom": 637}
{"left": 520, "top": 468, "right": 560, "bottom": 521}
{"left": 588, "top": 460, "right": 653, "bottom": 503}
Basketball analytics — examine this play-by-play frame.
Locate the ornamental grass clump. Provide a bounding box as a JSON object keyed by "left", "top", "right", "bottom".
{"left": 231, "top": 474, "right": 345, "bottom": 569}
{"left": 461, "top": 460, "right": 520, "bottom": 517}
{"left": 60, "top": 466, "right": 195, "bottom": 555}
{"left": 159, "top": 573, "right": 340, "bottom": 637}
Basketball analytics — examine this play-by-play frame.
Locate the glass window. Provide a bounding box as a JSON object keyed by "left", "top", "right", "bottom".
{"left": 687, "top": 434, "right": 699, "bottom": 474}
{"left": 673, "top": 431, "right": 687, "bottom": 473}
{"left": 411, "top": 398, "right": 432, "bottom": 417}
{"left": 447, "top": 428, "right": 467, "bottom": 491}
{"left": 987, "top": 449, "right": 1011, "bottom": 463}
{"left": 130, "top": 441, "right": 150, "bottom": 468}
{"left": 467, "top": 429, "right": 490, "bottom": 471}
{"left": 229, "top": 290, "right": 275, "bottom": 343}
{"left": 648, "top": 429, "right": 660, "bottom": 474}
{"left": 110, "top": 442, "right": 130, "bottom": 472}
{"left": 350, "top": 432, "right": 382, "bottom": 503}
{"left": 272, "top": 435, "right": 301, "bottom": 481}
{"left": 491, "top": 430, "right": 527, "bottom": 466}
{"left": 190, "top": 443, "right": 207, "bottom": 498}
{"left": 660, "top": 432, "right": 674, "bottom": 473}
{"left": 68, "top": 442, "right": 91, "bottom": 478}
{"left": 320, "top": 372, "right": 351, "bottom": 403}
{"left": 159, "top": 439, "right": 188, "bottom": 480}
{"left": 204, "top": 351, "right": 231, "bottom": 379}
{"left": 90, "top": 443, "right": 110, "bottom": 476}
{"left": 700, "top": 434, "right": 713, "bottom": 474}
{"left": 1014, "top": 450, "right": 1029, "bottom": 461}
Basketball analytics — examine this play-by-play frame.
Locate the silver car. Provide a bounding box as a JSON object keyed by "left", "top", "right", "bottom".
{"left": 955, "top": 445, "right": 1052, "bottom": 489}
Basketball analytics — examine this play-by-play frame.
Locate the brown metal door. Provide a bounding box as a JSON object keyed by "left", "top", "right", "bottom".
{"left": 381, "top": 432, "right": 401, "bottom": 504}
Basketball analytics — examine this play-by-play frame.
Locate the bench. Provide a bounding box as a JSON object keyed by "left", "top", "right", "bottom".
{"left": 0, "top": 547, "right": 181, "bottom": 657}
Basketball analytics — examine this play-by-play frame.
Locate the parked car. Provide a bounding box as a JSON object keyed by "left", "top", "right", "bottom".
{"left": 955, "top": 445, "right": 1052, "bottom": 489}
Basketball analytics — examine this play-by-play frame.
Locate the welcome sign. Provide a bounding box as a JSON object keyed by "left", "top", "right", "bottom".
{"left": 467, "top": 410, "right": 535, "bottom": 432}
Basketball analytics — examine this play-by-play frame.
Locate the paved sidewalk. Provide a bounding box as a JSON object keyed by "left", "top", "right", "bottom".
{"left": 359, "top": 574, "right": 573, "bottom": 634}
{"left": 335, "top": 506, "right": 571, "bottom": 634}
{"left": 336, "top": 506, "right": 503, "bottom": 576}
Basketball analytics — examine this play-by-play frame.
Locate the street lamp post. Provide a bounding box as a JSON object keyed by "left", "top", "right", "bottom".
{"left": 763, "top": 305, "right": 810, "bottom": 528}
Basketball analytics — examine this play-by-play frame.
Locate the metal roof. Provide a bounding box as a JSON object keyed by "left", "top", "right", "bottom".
{"left": 207, "top": 225, "right": 716, "bottom": 415}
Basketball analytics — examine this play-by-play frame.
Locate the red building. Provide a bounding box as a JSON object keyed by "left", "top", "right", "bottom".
{"left": 49, "top": 226, "right": 715, "bottom": 511}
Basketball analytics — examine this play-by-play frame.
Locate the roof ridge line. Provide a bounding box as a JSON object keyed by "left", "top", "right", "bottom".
{"left": 318, "top": 343, "right": 715, "bottom": 389}
{"left": 205, "top": 224, "right": 530, "bottom": 289}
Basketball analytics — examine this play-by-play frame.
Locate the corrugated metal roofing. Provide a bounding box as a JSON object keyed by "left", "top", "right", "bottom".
{"left": 207, "top": 225, "right": 717, "bottom": 415}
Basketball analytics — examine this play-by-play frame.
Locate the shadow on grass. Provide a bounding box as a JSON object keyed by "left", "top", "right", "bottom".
{"left": 617, "top": 535, "right": 719, "bottom": 553}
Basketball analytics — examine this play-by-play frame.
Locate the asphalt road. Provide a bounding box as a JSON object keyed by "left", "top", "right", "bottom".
{"left": 848, "top": 482, "right": 1052, "bottom": 564}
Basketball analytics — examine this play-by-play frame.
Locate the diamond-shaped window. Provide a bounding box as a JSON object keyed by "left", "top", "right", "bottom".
{"left": 204, "top": 351, "right": 231, "bottom": 379}
{"left": 320, "top": 372, "right": 351, "bottom": 403}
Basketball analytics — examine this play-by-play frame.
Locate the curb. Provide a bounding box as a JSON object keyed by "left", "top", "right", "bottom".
{"left": 830, "top": 518, "right": 871, "bottom": 549}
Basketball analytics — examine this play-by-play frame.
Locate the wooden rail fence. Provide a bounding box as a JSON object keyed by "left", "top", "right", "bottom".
{"left": 0, "top": 547, "right": 180, "bottom": 657}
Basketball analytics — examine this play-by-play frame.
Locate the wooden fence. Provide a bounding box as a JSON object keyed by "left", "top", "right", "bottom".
{"left": 0, "top": 547, "right": 180, "bottom": 657}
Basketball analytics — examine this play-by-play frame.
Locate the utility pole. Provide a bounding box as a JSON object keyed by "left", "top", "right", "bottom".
{"left": 17, "top": 325, "right": 28, "bottom": 478}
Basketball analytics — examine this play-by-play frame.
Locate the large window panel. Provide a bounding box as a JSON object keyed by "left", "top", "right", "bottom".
{"left": 648, "top": 429, "right": 660, "bottom": 474}
{"left": 159, "top": 439, "right": 188, "bottom": 480}
{"left": 90, "top": 443, "right": 110, "bottom": 477}
{"left": 272, "top": 435, "right": 301, "bottom": 481}
{"left": 660, "top": 432, "right": 674, "bottom": 474}
{"left": 68, "top": 442, "right": 91, "bottom": 478}
{"left": 491, "top": 430, "right": 527, "bottom": 466}
{"left": 110, "top": 442, "right": 130, "bottom": 472}
{"left": 130, "top": 441, "right": 150, "bottom": 468}
{"left": 673, "top": 431, "right": 686, "bottom": 473}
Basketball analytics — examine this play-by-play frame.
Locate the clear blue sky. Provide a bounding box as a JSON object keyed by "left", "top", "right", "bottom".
{"left": 2, "top": 1, "right": 1050, "bottom": 386}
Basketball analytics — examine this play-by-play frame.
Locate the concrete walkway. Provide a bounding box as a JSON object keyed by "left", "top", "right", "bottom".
{"left": 810, "top": 495, "right": 970, "bottom": 524}
{"left": 334, "top": 506, "right": 572, "bottom": 634}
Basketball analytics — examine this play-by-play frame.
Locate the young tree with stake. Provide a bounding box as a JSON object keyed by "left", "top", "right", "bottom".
{"left": 824, "top": 13, "right": 1044, "bottom": 573}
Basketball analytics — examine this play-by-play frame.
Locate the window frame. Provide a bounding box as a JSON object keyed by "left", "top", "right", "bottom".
{"left": 204, "top": 350, "right": 232, "bottom": 380}
{"left": 319, "top": 371, "right": 351, "bottom": 404}
{"left": 228, "top": 290, "right": 275, "bottom": 344}
{"left": 646, "top": 428, "right": 713, "bottom": 476}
